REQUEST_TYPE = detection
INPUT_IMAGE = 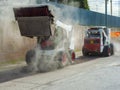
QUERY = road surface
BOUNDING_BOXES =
[0,52,120,90]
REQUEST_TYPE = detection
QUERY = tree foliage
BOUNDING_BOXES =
[50,0,89,10]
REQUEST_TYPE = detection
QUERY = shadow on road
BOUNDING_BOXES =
[0,55,102,83]
[75,55,102,64]
[0,65,37,83]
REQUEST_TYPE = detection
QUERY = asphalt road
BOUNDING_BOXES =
[0,52,120,90]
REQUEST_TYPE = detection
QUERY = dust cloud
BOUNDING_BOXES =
[0,0,37,52]
[27,46,62,72]
[26,21,73,72]
[48,1,80,25]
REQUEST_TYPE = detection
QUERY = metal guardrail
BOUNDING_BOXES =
[49,2,120,28]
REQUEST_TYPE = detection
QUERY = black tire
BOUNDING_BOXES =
[82,48,88,56]
[110,43,114,55]
[25,49,35,65]
[102,45,111,57]
[69,50,75,62]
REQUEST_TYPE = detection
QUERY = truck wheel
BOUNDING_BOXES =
[26,49,35,65]
[110,43,114,55]
[69,50,75,63]
[82,48,88,56]
[102,45,111,57]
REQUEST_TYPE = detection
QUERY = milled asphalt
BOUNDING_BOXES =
[0,51,120,90]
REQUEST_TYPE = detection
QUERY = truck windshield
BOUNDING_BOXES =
[86,30,100,38]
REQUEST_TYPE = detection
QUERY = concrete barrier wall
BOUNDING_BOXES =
[73,25,88,50]
[0,21,37,62]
